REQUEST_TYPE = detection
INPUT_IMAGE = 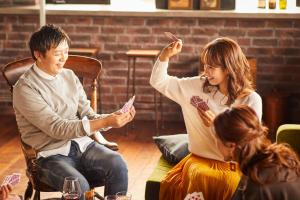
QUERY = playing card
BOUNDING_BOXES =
[190,96,202,107]
[121,95,135,113]
[9,173,21,186]
[164,32,179,41]
[190,96,203,110]
[1,175,12,186]
[184,192,205,200]
[198,100,209,111]
[190,96,209,111]
[1,173,21,187]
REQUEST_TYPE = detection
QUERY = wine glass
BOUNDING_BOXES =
[116,191,132,200]
[62,176,82,200]
[104,195,117,200]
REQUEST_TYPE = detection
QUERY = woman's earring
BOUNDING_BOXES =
[229,161,236,171]
[229,152,236,171]
[229,145,237,171]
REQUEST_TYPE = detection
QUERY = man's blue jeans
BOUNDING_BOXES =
[36,141,128,198]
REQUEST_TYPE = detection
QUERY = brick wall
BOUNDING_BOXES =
[0,14,300,123]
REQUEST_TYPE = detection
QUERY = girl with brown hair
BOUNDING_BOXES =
[150,37,262,200]
[214,105,300,200]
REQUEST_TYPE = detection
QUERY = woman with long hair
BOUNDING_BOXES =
[214,105,300,200]
[150,37,262,200]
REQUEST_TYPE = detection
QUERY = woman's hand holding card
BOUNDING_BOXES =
[190,96,215,127]
[159,32,183,62]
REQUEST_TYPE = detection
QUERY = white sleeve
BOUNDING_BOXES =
[247,92,263,121]
[150,59,188,105]
[82,116,93,136]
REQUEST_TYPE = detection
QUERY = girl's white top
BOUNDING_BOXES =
[150,60,262,161]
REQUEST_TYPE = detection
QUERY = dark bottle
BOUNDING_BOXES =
[269,0,276,9]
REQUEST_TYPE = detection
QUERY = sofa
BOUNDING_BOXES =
[276,124,300,156]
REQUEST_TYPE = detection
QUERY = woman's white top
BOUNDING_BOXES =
[150,60,262,161]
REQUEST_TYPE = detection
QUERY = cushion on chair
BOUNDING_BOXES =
[153,134,190,165]
[276,124,300,156]
[145,156,174,200]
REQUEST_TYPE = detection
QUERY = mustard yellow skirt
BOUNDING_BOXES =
[160,154,242,200]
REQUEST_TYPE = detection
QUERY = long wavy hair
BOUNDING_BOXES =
[213,105,300,185]
[200,37,253,105]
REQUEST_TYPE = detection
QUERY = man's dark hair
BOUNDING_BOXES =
[29,24,71,60]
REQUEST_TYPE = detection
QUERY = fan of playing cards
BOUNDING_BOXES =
[121,95,135,113]
[1,173,21,187]
[190,96,209,111]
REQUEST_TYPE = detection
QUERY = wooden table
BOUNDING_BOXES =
[126,49,163,135]
[69,47,99,57]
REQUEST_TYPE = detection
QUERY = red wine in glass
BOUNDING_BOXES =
[62,177,82,200]
[64,193,80,200]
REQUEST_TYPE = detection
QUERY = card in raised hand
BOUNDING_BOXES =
[121,95,135,113]
[190,96,209,111]
[164,32,179,41]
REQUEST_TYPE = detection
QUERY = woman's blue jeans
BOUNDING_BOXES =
[36,141,128,199]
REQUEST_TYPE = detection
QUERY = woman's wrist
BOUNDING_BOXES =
[159,54,169,62]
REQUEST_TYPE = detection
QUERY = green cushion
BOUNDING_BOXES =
[276,124,300,156]
[145,156,174,200]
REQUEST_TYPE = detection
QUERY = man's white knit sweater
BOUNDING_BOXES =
[150,60,262,161]
[13,65,105,154]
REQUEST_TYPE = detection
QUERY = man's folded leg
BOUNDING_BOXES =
[36,154,91,200]
[81,142,128,196]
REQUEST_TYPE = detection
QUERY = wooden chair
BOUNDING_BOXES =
[2,55,104,200]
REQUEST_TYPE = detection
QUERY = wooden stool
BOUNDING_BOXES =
[69,47,99,57]
[126,49,163,135]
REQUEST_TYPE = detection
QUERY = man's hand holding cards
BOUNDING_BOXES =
[190,96,209,111]
[121,95,135,113]
[1,173,21,187]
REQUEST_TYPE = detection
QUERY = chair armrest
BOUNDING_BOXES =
[19,138,39,172]
[20,140,37,160]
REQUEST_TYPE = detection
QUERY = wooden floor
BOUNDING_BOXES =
[0,116,185,200]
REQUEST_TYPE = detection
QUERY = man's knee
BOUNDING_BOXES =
[109,153,128,173]
[78,177,90,192]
